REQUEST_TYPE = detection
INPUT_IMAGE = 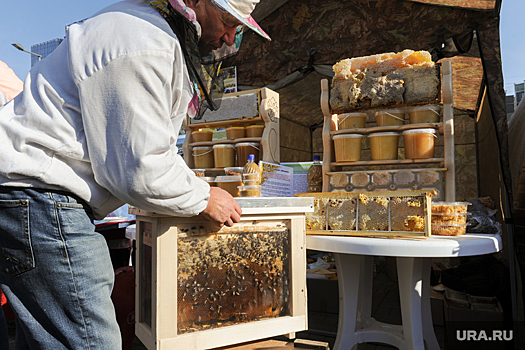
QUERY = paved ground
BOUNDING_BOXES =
[8,257,445,350]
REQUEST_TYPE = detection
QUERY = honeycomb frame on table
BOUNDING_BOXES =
[296,189,435,238]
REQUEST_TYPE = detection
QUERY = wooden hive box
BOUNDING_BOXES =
[130,197,312,349]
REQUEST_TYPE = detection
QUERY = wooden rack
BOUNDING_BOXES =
[182,88,280,170]
[320,60,456,202]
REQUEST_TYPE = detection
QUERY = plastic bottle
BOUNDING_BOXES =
[242,154,261,185]
[307,155,322,193]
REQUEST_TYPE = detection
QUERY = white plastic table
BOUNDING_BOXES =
[306,234,502,350]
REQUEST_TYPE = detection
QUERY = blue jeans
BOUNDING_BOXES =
[0,188,121,350]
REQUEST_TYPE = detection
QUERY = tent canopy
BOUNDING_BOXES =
[232,0,508,200]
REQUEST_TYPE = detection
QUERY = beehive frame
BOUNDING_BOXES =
[296,189,434,238]
[130,205,309,350]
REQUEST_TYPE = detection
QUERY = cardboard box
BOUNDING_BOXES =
[443,291,507,350]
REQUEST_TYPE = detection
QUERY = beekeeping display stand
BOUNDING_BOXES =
[130,197,313,350]
[320,60,456,202]
[183,87,280,169]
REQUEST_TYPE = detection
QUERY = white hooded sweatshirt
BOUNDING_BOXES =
[0,0,210,219]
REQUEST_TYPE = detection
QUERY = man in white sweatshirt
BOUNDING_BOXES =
[0,0,270,348]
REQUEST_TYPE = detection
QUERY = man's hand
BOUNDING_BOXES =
[201,187,242,227]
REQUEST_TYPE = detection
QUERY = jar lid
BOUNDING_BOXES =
[408,105,441,112]
[245,125,265,129]
[224,167,243,172]
[235,142,260,147]
[432,201,471,206]
[193,146,213,150]
[212,144,235,149]
[226,126,245,130]
[200,177,215,182]
[402,128,437,135]
[375,109,405,115]
[215,175,242,182]
[338,112,367,119]
[333,134,363,139]
[192,130,213,133]
[238,185,262,190]
[192,168,206,172]
[368,132,400,137]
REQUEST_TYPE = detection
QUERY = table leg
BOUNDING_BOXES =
[357,256,374,322]
[421,258,440,350]
[333,253,364,350]
[397,257,425,350]
[397,257,440,350]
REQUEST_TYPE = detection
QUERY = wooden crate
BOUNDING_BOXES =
[130,199,311,350]
[296,190,434,238]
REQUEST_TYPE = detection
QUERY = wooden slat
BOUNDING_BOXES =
[330,122,442,136]
[331,158,445,167]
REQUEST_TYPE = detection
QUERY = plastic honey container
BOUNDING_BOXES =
[402,129,436,159]
[201,176,216,187]
[235,142,260,167]
[408,105,441,124]
[192,168,206,177]
[368,132,400,160]
[225,126,246,140]
[245,125,265,137]
[224,167,244,176]
[333,134,363,162]
[213,144,236,168]
[238,185,262,197]
[338,113,367,130]
[193,146,214,168]
[215,175,243,197]
[375,109,406,126]
[192,130,214,142]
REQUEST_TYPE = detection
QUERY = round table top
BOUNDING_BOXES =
[306,233,502,258]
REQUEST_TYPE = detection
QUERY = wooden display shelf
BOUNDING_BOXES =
[330,158,445,167]
[320,60,455,201]
[183,87,280,169]
[331,122,443,136]
[189,117,264,129]
[189,137,262,147]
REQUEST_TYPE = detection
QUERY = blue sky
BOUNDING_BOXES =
[1,0,523,94]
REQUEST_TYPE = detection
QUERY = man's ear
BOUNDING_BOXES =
[185,0,200,9]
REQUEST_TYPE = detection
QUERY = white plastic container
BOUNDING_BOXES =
[192,130,214,142]
[402,128,436,159]
[238,185,262,197]
[215,175,243,197]
[375,109,405,126]
[333,134,363,162]
[213,144,236,168]
[338,113,367,130]
[408,105,441,124]
[368,132,400,160]
[235,142,260,167]
[193,146,214,168]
